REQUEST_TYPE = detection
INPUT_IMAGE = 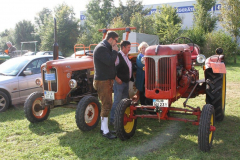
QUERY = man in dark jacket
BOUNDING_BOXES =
[110,40,133,125]
[93,31,119,139]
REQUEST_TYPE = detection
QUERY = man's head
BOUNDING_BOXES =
[6,41,12,48]
[105,31,119,47]
[120,41,131,55]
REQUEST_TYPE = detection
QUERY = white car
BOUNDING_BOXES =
[0,55,64,112]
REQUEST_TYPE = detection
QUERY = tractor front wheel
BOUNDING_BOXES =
[75,96,101,131]
[198,104,215,152]
[206,69,226,121]
[24,92,50,123]
[114,98,137,140]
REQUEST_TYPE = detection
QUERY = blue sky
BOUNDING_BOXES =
[0,0,193,32]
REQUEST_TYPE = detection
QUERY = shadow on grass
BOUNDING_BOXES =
[57,114,239,159]
[28,119,63,136]
[0,105,75,123]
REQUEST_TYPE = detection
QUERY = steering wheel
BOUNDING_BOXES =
[173,37,194,53]
[85,51,93,56]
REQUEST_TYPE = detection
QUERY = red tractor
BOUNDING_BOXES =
[114,37,226,152]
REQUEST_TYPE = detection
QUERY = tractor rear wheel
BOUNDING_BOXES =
[206,69,226,121]
[114,98,137,140]
[75,96,101,131]
[198,104,215,152]
[24,92,50,123]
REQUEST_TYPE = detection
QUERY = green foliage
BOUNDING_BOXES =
[154,5,182,44]
[202,30,237,62]
[77,0,151,47]
[193,0,217,33]
[0,29,15,51]
[34,8,52,30]
[77,0,114,47]
[39,3,79,56]
[220,0,240,63]
[14,20,36,51]
[130,12,156,35]
[181,27,206,48]
[114,0,151,26]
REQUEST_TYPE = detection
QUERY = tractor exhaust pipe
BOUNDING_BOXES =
[53,18,59,60]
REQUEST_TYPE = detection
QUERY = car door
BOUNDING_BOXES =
[18,57,48,103]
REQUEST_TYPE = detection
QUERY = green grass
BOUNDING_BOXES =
[1,59,240,159]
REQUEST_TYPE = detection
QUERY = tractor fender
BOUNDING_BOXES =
[205,55,226,74]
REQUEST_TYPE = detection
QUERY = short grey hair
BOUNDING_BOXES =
[138,42,149,52]
[6,41,12,45]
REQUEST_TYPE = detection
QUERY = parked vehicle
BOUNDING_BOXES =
[114,37,226,152]
[23,51,36,56]
[0,51,10,64]
[0,55,64,112]
[24,26,137,133]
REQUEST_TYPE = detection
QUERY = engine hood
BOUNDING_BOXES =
[145,44,190,56]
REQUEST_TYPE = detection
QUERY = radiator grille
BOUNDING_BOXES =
[42,68,57,92]
[158,58,171,91]
[146,57,171,91]
[146,58,155,90]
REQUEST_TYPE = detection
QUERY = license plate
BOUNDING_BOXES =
[44,91,55,100]
[153,99,168,107]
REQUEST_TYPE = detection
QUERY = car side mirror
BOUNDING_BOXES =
[23,70,33,75]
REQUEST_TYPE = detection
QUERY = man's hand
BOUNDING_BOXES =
[112,44,118,51]
[115,76,122,84]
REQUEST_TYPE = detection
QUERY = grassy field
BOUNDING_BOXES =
[1,59,240,160]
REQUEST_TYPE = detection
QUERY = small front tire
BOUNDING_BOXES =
[198,104,215,152]
[114,98,137,140]
[75,96,101,131]
[24,92,50,123]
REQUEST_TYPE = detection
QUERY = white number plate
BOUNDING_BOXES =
[153,99,168,107]
[44,91,55,100]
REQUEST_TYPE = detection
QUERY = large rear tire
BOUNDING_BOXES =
[0,91,9,112]
[114,98,137,140]
[198,104,215,152]
[24,92,50,123]
[206,69,226,121]
[75,96,101,131]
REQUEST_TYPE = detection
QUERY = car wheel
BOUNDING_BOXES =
[0,91,9,112]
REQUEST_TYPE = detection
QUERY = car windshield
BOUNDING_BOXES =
[0,58,30,76]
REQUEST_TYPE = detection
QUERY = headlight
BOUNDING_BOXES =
[35,78,42,86]
[197,54,206,63]
[141,57,145,64]
[69,79,77,89]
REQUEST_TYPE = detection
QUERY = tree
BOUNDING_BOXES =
[77,0,115,46]
[154,5,182,44]
[130,12,155,35]
[39,3,79,56]
[220,0,240,63]
[14,20,36,51]
[34,8,52,30]
[193,0,217,33]
[114,0,151,26]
